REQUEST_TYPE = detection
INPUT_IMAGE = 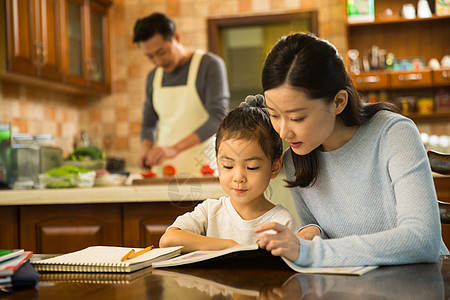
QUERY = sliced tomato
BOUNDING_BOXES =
[162,165,177,176]
[201,164,215,175]
[141,169,157,178]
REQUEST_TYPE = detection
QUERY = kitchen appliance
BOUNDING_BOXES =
[5,144,63,189]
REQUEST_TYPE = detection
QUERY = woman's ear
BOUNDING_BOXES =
[333,90,348,115]
[271,158,282,179]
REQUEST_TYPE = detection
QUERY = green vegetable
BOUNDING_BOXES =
[45,174,78,188]
[46,165,91,176]
[66,146,105,161]
[44,166,94,188]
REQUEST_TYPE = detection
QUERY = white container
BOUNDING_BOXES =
[402,4,416,19]
[417,0,432,18]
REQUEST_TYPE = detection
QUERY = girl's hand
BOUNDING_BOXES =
[296,225,320,240]
[254,222,300,262]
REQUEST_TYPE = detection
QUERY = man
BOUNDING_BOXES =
[133,13,230,175]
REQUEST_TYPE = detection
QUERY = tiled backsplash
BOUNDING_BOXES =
[0,82,82,157]
[1,0,448,171]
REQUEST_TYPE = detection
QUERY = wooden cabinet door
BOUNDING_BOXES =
[351,71,389,91]
[20,204,122,254]
[123,202,201,248]
[390,70,432,89]
[6,0,39,77]
[433,68,450,87]
[88,0,110,92]
[0,206,19,249]
[61,0,89,88]
[6,0,61,80]
[35,0,62,81]
[61,0,111,92]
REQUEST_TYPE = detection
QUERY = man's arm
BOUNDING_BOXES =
[194,53,230,142]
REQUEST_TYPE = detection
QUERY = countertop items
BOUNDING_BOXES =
[0,181,225,206]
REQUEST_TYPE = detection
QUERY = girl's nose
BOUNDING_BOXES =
[233,168,246,183]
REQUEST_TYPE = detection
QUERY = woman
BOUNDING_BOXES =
[255,33,449,267]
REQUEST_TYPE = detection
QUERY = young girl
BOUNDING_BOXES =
[255,33,449,267]
[159,95,298,252]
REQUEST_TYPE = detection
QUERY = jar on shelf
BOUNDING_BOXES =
[12,133,34,145]
[34,134,54,147]
[416,97,434,114]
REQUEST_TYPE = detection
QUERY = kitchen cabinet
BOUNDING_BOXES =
[4,201,198,254]
[346,0,450,123]
[20,204,122,254]
[0,206,19,249]
[0,0,112,94]
[123,202,201,248]
[4,0,62,81]
[60,0,111,93]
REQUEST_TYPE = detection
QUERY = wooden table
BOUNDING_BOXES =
[2,256,449,299]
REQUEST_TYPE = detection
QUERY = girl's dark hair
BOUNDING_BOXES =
[133,13,176,43]
[262,33,398,188]
[215,94,283,163]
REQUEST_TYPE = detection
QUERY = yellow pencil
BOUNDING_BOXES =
[121,249,135,262]
[127,245,154,260]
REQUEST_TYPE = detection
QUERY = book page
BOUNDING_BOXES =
[35,246,183,266]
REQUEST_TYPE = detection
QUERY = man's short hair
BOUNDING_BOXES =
[133,12,176,43]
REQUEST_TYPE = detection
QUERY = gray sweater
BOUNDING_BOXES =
[141,52,230,143]
[284,110,449,267]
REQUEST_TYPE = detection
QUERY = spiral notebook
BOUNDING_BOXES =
[31,246,183,273]
[38,266,152,284]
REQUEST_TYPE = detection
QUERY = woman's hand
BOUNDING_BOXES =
[254,222,301,262]
[296,225,320,240]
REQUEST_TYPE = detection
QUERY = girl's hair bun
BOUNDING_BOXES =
[239,94,265,108]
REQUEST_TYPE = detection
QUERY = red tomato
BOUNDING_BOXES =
[201,164,215,175]
[162,165,177,176]
[141,169,157,178]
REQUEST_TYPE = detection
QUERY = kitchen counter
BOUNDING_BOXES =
[0,178,226,252]
[0,182,226,206]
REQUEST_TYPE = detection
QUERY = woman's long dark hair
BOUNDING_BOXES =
[262,33,398,188]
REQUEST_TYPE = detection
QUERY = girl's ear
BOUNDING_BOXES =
[333,90,348,115]
[271,158,282,179]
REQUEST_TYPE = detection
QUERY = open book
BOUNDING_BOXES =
[31,246,183,273]
[152,244,378,276]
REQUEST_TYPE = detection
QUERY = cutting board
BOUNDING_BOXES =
[132,175,219,185]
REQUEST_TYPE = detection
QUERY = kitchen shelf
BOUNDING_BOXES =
[347,14,450,26]
[346,0,450,123]
[406,111,450,123]
[351,69,450,91]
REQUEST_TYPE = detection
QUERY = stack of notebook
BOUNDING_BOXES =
[0,249,38,292]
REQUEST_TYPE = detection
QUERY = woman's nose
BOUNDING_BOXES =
[278,120,292,141]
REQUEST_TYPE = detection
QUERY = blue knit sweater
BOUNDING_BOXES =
[284,110,449,267]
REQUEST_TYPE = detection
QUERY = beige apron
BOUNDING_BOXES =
[152,50,216,175]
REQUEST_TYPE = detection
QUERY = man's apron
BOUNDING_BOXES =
[152,50,216,176]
